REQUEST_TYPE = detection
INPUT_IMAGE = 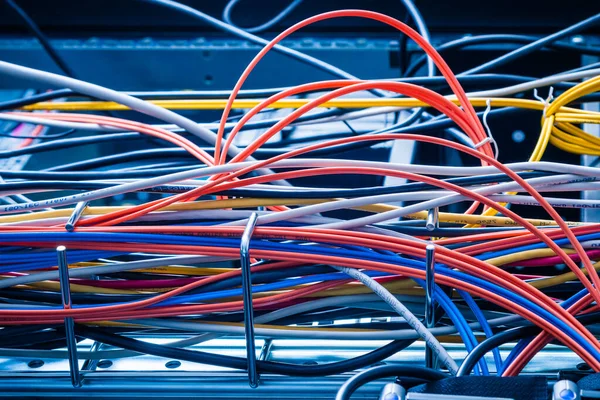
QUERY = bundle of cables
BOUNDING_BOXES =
[2,2,600,390]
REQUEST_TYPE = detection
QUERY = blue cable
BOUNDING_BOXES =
[0,232,598,362]
[501,288,590,374]
[458,289,502,372]
[156,270,388,306]
[477,232,600,261]
[499,337,531,375]
[414,278,486,375]
[441,267,600,360]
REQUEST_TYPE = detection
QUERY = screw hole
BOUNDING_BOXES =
[165,360,181,369]
[97,359,113,369]
[204,75,214,86]
[577,362,592,371]
[27,360,44,368]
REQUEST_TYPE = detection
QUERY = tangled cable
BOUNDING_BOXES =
[0,5,599,383]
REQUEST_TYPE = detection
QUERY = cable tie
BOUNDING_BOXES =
[475,99,500,159]
[473,137,492,149]
[533,86,555,118]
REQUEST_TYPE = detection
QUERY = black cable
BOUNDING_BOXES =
[456,325,539,377]
[0,106,524,168]
[46,150,190,171]
[306,106,524,157]
[0,167,195,180]
[462,13,600,75]
[0,128,75,140]
[335,364,448,400]
[405,34,600,77]
[186,265,335,296]
[76,323,415,377]
[0,289,147,304]
[3,0,75,78]
[456,311,600,376]
[259,308,397,328]
[260,130,367,148]
[0,327,79,349]
[0,72,583,113]
[0,132,145,158]
[222,0,302,33]
[125,74,549,98]
[0,171,549,196]
[0,88,75,110]
[141,0,374,91]
[0,324,54,338]
[377,224,529,237]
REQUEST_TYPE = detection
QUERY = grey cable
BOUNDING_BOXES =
[461,13,600,75]
[223,0,303,33]
[0,255,232,290]
[145,0,362,83]
[400,0,434,77]
[0,293,523,359]
[0,158,598,214]
[0,60,251,161]
[331,265,459,374]
[219,173,584,228]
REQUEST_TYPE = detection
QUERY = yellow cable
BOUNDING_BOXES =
[7,245,591,295]
[404,210,584,227]
[475,76,600,220]
[0,197,586,227]
[56,262,234,277]
[132,266,234,276]
[18,97,597,113]
[531,262,600,290]
[0,198,586,227]
[17,280,141,294]
[557,122,600,147]
[483,248,576,267]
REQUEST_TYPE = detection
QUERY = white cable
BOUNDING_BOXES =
[2,176,600,199]
[295,67,600,124]
[0,60,251,161]
[1,176,600,203]
[573,241,600,249]
[467,68,600,97]
[0,159,598,214]
[219,174,584,227]
[488,194,600,209]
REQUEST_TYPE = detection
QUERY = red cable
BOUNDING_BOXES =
[8,112,215,166]
[0,130,597,345]
[3,226,598,358]
[17,124,44,149]
[502,293,594,376]
[214,9,492,165]
[2,241,598,370]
